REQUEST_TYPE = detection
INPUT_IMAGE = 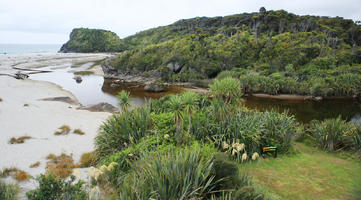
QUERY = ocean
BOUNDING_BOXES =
[0,44,61,54]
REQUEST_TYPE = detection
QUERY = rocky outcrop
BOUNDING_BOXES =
[144,81,165,92]
[79,102,119,113]
[101,57,159,83]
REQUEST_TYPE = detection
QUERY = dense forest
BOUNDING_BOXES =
[61,8,361,97]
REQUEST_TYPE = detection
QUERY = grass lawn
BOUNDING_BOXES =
[244,143,361,200]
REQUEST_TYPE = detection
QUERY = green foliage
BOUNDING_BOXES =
[95,106,152,158]
[117,146,218,199]
[210,77,243,104]
[117,90,131,112]
[26,174,87,200]
[308,117,361,152]
[0,179,19,200]
[103,10,361,97]
[60,28,122,52]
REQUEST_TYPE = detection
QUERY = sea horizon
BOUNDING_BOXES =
[0,43,62,55]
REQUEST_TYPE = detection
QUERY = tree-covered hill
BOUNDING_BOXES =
[60,28,123,53]
[106,8,361,97]
[62,8,361,97]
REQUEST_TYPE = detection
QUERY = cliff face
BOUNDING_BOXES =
[60,28,123,53]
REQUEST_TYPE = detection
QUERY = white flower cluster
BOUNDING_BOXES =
[222,140,260,162]
[88,162,118,200]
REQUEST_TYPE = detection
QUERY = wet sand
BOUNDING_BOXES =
[0,53,112,197]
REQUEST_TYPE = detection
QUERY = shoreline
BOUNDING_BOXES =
[0,53,112,198]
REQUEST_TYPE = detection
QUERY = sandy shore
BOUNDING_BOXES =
[0,53,113,198]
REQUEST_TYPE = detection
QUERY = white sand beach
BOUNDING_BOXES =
[0,53,113,197]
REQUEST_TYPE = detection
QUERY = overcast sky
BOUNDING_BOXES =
[0,0,360,44]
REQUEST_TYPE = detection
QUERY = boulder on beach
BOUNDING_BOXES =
[73,76,82,83]
[79,102,119,113]
[144,81,165,92]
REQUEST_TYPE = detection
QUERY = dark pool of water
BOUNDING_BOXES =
[30,64,361,123]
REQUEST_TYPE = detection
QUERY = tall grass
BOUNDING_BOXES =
[95,106,152,158]
[0,179,19,200]
[118,149,216,199]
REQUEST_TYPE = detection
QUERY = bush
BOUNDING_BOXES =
[95,106,152,158]
[308,117,360,152]
[118,145,217,199]
[26,174,87,200]
[0,179,19,200]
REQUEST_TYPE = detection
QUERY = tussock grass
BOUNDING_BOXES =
[73,129,85,135]
[23,103,29,107]
[0,97,2,102]
[29,161,40,168]
[13,170,30,182]
[9,136,32,144]
[0,167,30,182]
[46,153,75,178]
[0,167,19,178]
[54,125,71,135]
[79,152,96,167]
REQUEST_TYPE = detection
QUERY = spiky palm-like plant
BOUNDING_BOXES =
[168,95,184,142]
[181,91,200,135]
[210,77,242,105]
[117,90,131,112]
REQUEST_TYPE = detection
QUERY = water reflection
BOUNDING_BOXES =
[29,64,361,123]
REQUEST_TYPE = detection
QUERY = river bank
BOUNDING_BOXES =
[0,53,112,198]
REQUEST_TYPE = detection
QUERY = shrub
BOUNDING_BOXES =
[95,106,152,158]
[0,179,19,200]
[210,77,242,104]
[308,117,360,152]
[26,174,87,200]
[118,147,217,199]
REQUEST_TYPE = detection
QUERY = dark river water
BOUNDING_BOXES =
[30,65,361,123]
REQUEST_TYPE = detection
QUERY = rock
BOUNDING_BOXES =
[110,83,119,88]
[14,71,29,80]
[314,96,323,101]
[144,81,165,92]
[73,76,82,83]
[167,62,183,73]
[79,102,119,113]
[40,96,78,105]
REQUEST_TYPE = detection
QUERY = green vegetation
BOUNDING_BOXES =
[116,90,131,112]
[60,28,122,53]
[307,117,361,152]
[26,174,87,200]
[105,9,361,97]
[26,76,360,199]
[0,179,19,200]
[246,143,361,200]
